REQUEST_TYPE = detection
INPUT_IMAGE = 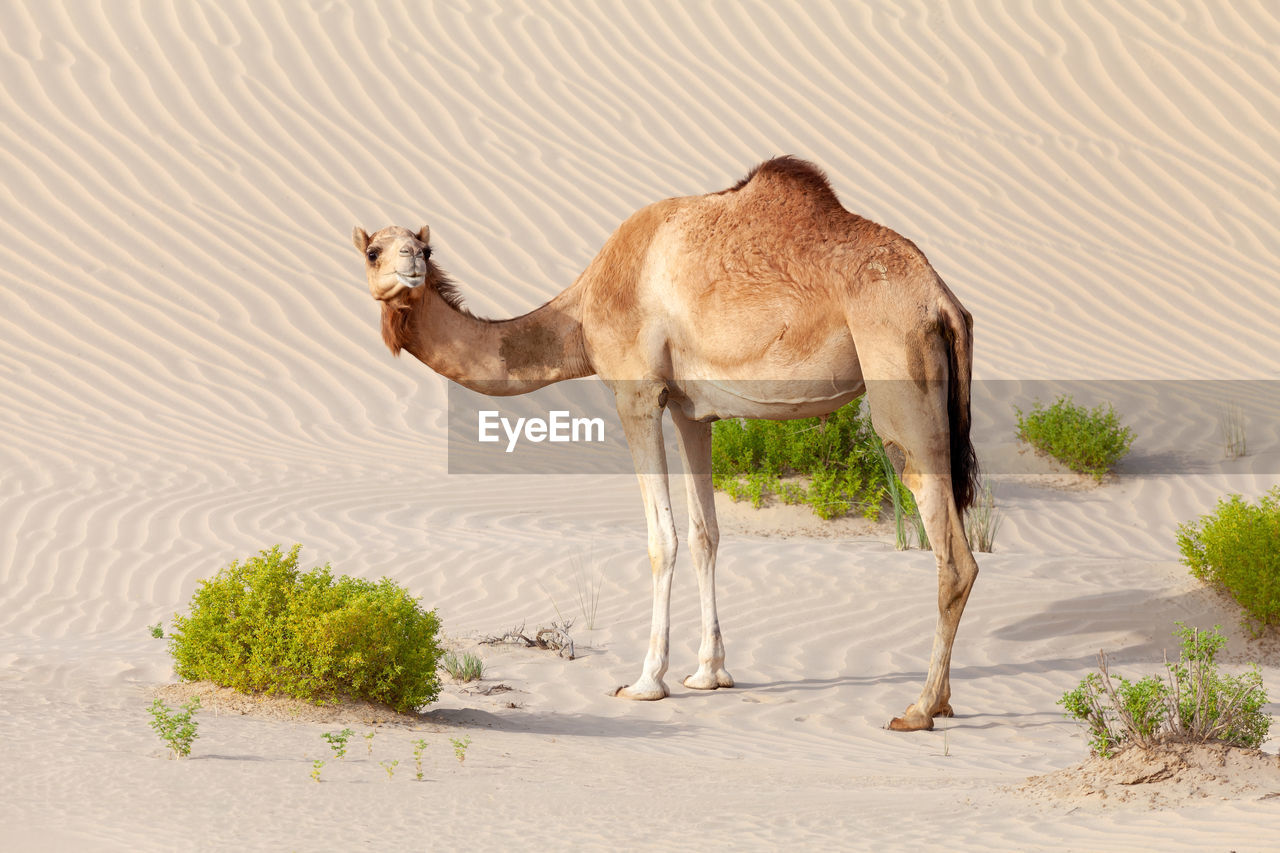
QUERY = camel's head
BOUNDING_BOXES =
[352,225,432,303]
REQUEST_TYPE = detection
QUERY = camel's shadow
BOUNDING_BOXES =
[421,706,685,739]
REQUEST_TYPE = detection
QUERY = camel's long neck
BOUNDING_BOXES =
[389,281,594,396]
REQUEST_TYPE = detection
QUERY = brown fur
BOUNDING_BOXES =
[380,289,418,357]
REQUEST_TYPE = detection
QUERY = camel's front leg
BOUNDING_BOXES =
[613,384,677,701]
[671,409,733,690]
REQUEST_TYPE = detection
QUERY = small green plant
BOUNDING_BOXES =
[148,622,164,639]
[364,731,376,755]
[1014,396,1134,481]
[167,545,443,713]
[380,758,399,779]
[322,728,354,760]
[310,759,325,782]
[1220,402,1247,459]
[1059,624,1270,758]
[148,697,201,759]
[1177,487,1280,632]
[449,735,472,765]
[964,480,1001,553]
[412,738,429,780]
[442,651,485,683]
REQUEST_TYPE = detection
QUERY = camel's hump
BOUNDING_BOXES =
[723,155,838,203]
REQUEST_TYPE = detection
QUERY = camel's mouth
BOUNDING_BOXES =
[375,273,426,302]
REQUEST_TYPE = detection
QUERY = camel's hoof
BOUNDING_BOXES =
[682,669,735,690]
[887,704,934,732]
[933,702,955,718]
[612,682,669,701]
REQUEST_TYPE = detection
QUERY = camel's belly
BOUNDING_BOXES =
[665,328,863,420]
[669,376,865,421]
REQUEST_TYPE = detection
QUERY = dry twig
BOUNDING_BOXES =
[479,620,576,659]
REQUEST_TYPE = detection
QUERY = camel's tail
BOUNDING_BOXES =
[941,300,979,513]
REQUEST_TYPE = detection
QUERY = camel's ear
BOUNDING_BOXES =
[417,226,430,245]
[352,227,370,253]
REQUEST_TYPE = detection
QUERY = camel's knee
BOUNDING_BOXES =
[648,518,678,573]
[936,554,978,612]
[688,514,719,556]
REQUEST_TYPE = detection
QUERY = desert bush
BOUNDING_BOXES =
[167,545,442,713]
[712,400,916,525]
[148,697,201,759]
[1059,624,1270,758]
[442,650,485,682]
[1014,396,1133,481]
[1177,488,1280,632]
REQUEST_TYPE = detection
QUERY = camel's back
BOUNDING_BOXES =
[579,157,940,391]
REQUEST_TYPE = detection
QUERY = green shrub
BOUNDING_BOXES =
[1059,624,1270,758]
[168,545,442,713]
[1178,488,1280,632]
[1014,395,1133,481]
[148,697,201,759]
[712,400,915,525]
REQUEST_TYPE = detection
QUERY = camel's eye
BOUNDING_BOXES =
[366,249,380,262]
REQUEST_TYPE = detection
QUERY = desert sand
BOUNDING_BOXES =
[3,1,1280,850]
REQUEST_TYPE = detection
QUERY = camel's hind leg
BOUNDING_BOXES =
[671,408,734,690]
[862,372,979,732]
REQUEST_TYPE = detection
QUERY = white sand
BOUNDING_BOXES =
[3,1,1280,849]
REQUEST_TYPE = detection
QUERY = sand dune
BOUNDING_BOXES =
[3,1,1280,850]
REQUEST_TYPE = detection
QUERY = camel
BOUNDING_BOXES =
[352,156,979,731]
